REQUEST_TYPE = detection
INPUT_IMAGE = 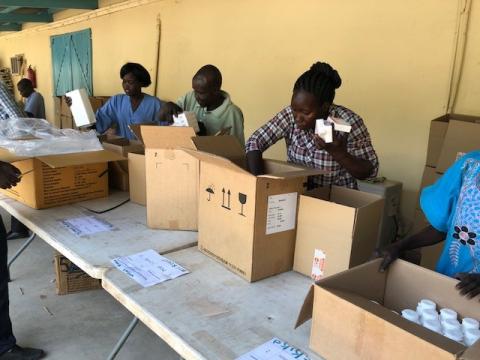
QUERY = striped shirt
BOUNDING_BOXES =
[245,104,379,188]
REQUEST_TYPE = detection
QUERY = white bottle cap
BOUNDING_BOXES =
[442,318,462,333]
[402,309,420,324]
[423,319,442,334]
[421,309,439,323]
[462,318,480,332]
[440,308,458,322]
[464,328,480,347]
[444,328,464,343]
[417,299,436,313]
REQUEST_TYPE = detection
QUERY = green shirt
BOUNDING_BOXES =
[177,90,245,145]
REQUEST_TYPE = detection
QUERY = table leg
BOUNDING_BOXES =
[7,232,36,270]
[107,316,139,360]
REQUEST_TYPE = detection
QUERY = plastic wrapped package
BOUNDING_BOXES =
[0,117,102,156]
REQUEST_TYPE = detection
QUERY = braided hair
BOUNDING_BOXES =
[293,62,342,105]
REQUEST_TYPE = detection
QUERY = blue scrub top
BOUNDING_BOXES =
[420,150,480,277]
[96,93,162,139]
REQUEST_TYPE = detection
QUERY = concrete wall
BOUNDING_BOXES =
[0,0,477,227]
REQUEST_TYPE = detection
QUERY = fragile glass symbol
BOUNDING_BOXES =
[239,193,247,216]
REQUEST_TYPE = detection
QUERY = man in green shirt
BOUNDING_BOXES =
[160,65,245,145]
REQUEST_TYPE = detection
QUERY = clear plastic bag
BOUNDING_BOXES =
[0,117,103,156]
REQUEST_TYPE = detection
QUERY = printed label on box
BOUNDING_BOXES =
[236,337,310,360]
[266,192,298,235]
[311,249,326,281]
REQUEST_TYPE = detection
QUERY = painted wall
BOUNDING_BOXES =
[0,0,477,229]
[454,0,480,116]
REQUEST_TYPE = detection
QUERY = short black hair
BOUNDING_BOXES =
[293,61,342,105]
[194,64,222,89]
[17,78,33,89]
[120,62,151,87]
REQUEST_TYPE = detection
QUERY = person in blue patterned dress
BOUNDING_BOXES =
[379,150,480,299]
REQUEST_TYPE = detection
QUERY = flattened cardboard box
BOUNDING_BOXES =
[54,253,101,295]
[296,259,480,360]
[138,125,246,231]
[186,148,326,282]
[293,186,383,279]
[0,149,124,209]
[416,165,442,210]
[101,137,144,191]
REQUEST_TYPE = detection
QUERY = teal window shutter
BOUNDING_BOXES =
[51,29,92,96]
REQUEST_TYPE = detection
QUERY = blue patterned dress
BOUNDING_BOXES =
[420,151,480,277]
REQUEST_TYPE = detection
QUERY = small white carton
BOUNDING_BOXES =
[66,88,96,127]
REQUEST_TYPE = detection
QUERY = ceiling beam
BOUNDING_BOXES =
[0,12,53,23]
[0,1,98,10]
[0,23,21,31]
[0,6,20,14]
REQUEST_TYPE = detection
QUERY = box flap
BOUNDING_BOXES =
[0,148,30,163]
[140,125,196,149]
[182,148,252,176]
[37,150,125,168]
[331,185,383,208]
[295,285,315,328]
[259,168,327,180]
[191,135,245,159]
[129,124,144,143]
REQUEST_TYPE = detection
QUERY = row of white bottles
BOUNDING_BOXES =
[401,299,480,347]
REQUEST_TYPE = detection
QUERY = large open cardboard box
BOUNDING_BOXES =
[101,137,144,191]
[296,259,480,360]
[293,186,383,279]
[138,125,245,230]
[427,114,480,173]
[185,149,326,282]
[0,149,123,209]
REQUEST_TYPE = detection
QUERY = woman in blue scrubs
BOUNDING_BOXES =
[67,62,162,139]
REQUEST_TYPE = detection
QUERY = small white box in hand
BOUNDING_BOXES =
[315,119,333,143]
[66,88,96,127]
[329,116,352,133]
[172,111,200,133]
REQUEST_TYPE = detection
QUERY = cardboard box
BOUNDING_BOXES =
[413,209,445,271]
[101,137,144,191]
[426,118,449,167]
[296,259,480,360]
[293,186,383,279]
[138,125,246,231]
[0,149,123,209]
[187,149,326,282]
[54,253,101,295]
[426,114,480,172]
[128,152,146,205]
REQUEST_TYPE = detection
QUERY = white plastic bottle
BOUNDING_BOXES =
[440,308,458,322]
[442,318,462,334]
[462,318,480,332]
[416,299,436,315]
[421,309,440,324]
[464,328,480,347]
[402,309,420,324]
[444,328,464,344]
[423,319,442,334]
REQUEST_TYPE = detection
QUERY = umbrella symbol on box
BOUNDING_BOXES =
[206,187,214,201]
